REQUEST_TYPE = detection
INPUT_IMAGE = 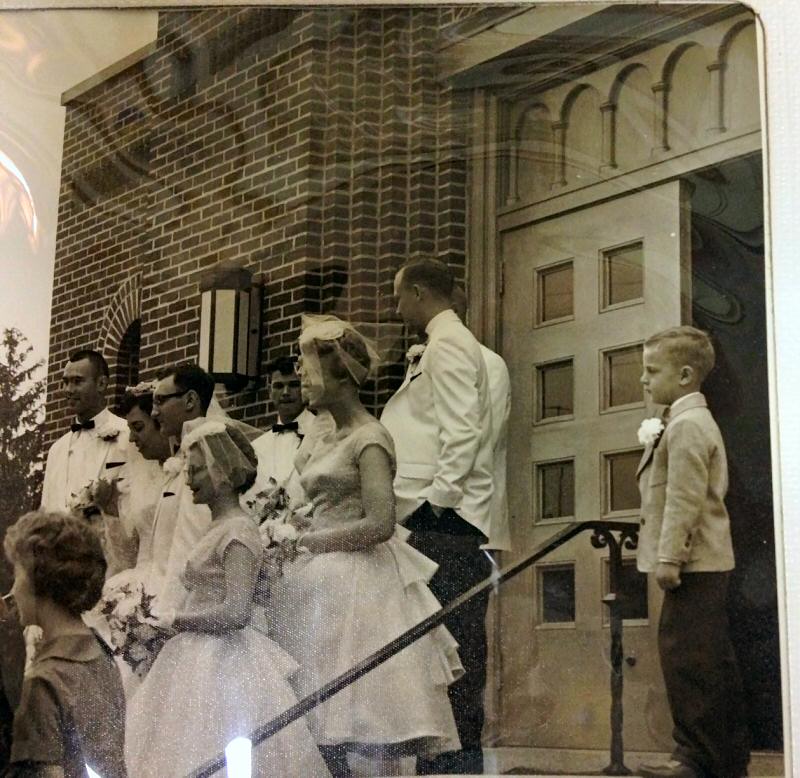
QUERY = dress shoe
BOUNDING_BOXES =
[639,759,700,778]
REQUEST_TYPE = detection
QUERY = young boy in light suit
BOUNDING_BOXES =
[636,326,749,778]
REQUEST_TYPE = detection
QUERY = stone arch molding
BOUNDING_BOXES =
[101,273,143,375]
[501,12,757,207]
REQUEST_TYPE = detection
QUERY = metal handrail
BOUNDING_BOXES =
[186,519,640,778]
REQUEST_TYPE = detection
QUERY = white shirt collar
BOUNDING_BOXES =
[670,392,702,414]
[278,407,315,430]
[425,308,459,339]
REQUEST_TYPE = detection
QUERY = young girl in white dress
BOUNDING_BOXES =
[125,420,330,778]
[272,315,463,777]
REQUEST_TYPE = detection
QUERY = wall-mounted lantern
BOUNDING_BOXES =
[199,260,262,392]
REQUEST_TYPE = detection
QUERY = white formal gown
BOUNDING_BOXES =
[125,513,330,778]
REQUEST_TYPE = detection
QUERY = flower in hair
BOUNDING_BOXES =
[126,380,158,397]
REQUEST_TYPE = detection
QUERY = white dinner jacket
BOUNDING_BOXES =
[40,407,128,513]
[380,309,494,537]
[481,345,512,551]
[250,408,316,505]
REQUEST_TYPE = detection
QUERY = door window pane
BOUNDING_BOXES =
[605,450,643,513]
[536,459,574,520]
[537,261,573,323]
[603,241,643,308]
[539,564,576,624]
[604,558,648,621]
[603,344,643,409]
[537,359,574,420]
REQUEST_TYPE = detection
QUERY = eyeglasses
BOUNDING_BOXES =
[152,389,189,408]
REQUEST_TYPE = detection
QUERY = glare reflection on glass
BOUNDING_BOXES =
[225,736,252,778]
[0,147,39,248]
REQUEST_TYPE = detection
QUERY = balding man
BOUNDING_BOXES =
[381,258,494,775]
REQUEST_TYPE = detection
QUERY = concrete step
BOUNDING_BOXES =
[360,749,784,777]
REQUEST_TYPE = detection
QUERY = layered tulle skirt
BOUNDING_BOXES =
[125,625,330,777]
[270,526,463,756]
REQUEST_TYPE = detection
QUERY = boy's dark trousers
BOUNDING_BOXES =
[659,571,750,778]
[407,501,493,775]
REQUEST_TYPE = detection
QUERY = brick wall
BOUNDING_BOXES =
[46,6,481,446]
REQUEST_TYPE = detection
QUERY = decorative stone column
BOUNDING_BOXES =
[551,119,568,187]
[707,60,726,134]
[600,101,617,173]
[651,80,669,154]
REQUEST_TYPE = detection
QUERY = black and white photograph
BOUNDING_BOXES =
[0,1,796,776]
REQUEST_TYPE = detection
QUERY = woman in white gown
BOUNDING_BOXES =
[85,384,170,696]
[125,420,329,778]
[272,316,463,777]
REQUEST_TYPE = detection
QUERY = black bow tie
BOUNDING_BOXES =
[272,421,300,435]
[70,420,95,433]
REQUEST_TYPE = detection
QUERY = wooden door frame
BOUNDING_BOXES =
[467,96,761,743]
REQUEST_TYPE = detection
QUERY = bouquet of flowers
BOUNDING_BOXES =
[68,477,120,521]
[67,480,102,520]
[98,582,174,678]
[246,480,312,605]
[243,477,292,523]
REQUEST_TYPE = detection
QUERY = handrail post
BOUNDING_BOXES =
[591,524,639,776]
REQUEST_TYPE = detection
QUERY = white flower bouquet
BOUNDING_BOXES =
[68,478,116,520]
[248,481,311,606]
[98,583,174,678]
[243,477,292,524]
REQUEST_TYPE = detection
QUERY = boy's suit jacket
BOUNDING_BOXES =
[380,309,494,538]
[636,393,735,573]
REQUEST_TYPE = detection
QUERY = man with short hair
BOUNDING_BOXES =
[250,355,315,502]
[381,258,494,775]
[41,349,128,513]
[148,363,215,611]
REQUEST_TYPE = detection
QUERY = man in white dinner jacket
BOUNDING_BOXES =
[380,258,494,775]
[452,286,512,554]
[41,349,128,514]
[250,355,315,504]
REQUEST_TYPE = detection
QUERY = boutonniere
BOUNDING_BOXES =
[97,425,121,442]
[162,456,183,478]
[405,344,426,366]
[637,417,665,447]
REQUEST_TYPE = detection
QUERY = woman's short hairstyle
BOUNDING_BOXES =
[4,512,106,617]
[117,389,154,417]
[644,325,716,382]
[315,330,371,385]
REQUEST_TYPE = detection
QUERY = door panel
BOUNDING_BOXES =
[499,181,689,750]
